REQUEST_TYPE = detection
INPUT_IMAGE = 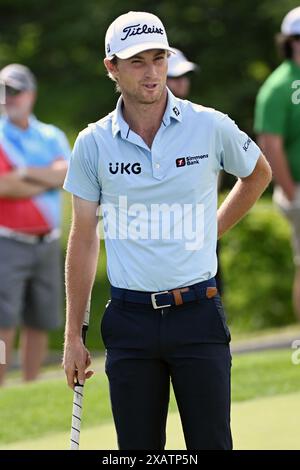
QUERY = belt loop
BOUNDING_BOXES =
[111,285,126,308]
[172,287,189,306]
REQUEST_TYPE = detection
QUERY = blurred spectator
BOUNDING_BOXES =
[254,7,300,321]
[167,50,223,294]
[0,64,70,384]
[167,48,198,98]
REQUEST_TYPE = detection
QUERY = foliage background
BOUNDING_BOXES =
[1,0,299,137]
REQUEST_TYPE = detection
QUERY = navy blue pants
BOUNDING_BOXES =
[100,290,232,450]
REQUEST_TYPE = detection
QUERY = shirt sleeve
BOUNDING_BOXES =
[63,129,101,202]
[254,84,288,136]
[214,112,261,177]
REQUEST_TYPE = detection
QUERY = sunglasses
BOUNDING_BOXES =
[5,86,23,97]
[291,34,300,41]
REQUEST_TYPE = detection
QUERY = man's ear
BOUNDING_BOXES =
[104,58,118,79]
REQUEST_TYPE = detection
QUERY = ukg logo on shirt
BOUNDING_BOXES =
[109,162,142,174]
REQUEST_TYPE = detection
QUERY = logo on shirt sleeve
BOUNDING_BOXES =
[243,137,252,152]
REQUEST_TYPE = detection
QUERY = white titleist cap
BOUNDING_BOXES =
[281,7,300,35]
[167,48,198,78]
[105,11,175,60]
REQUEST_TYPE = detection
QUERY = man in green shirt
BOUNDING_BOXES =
[254,7,300,320]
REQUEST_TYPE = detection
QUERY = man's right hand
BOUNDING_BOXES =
[63,337,94,389]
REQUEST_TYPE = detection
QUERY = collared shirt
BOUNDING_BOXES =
[0,115,71,233]
[64,88,261,291]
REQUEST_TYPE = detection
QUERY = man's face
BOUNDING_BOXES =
[105,49,168,105]
[167,75,191,99]
[291,35,300,56]
[3,88,35,121]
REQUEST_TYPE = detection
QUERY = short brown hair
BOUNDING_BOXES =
[107,56,121,93]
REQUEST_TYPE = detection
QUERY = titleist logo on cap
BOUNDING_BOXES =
[121,23,164,41]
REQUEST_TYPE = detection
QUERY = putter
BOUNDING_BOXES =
[70,297,91,450]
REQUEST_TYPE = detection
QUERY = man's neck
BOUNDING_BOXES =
[292,53,300,67]
[8,115,30,130]
[122,88,168,148]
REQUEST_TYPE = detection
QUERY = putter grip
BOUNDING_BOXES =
[70,384,84,450]
[70,298,91,450]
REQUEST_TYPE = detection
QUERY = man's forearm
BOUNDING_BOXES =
[65,230,99,340]
[257,134,295,201]
[217,155,272,239]
[25,160,68,189]
[0,173,46,198]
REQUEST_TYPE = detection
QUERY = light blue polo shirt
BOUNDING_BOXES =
[64,88,261,291]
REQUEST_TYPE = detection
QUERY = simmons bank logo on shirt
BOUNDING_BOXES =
[176,155,209,168]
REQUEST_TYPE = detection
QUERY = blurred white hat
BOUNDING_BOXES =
[167,48,198,78]
[0,64,36,90]
[281,7,300,35]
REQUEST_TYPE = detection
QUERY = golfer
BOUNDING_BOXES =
[63,11,272,450]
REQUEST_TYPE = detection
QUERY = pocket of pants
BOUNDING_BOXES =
[100,299,111,342]
[211,294,231,344]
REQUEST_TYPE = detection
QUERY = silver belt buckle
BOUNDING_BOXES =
[151,291,171,309]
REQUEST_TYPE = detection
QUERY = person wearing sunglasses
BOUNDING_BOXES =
[254,7,300,322]
[0,64,71,385]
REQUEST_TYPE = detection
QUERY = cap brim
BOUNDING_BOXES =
[108,42,176,60]
[281,27,300,35]
[2,78,26,90]
[167,62,198,78]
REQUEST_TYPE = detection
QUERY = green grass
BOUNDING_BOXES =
[232,348,300,401]
[3,392,300,450]
[0,348,299,445]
